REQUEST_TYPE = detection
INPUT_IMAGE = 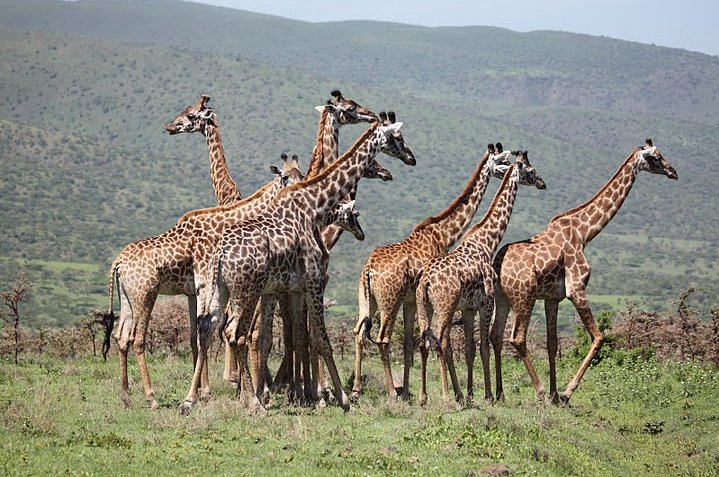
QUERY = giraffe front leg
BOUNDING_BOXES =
[351,313,370,399]
[179,311,217,415]
[222,312,240,383]
[561,290,602,405]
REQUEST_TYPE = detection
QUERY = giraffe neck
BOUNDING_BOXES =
[461,163,520,256]
[551,150,640,244]
[412,153,493,249]
[176,174,282,225]
[306,109,340,180]
[205,122,241,206]
[277,125,380,226]
[320,224,344,250]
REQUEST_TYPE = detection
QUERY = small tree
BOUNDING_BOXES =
[0,273,33,364]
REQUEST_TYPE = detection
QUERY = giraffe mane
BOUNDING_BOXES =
[463,162,516,236]
[280,122,379,195]
[412,151,491,232]
[306,107,331,179]
[548,148,640,224]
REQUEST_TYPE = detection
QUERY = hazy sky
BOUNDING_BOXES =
[185,0,719,56]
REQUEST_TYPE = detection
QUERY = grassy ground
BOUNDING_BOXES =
[1,350,718,476]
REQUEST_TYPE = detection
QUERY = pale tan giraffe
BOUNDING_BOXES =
[104,155,304,409]
[491,139,677,404]
[416,152,546,405]
[352,144,518,399]
[164,94,242,206]
[180,120,416,414]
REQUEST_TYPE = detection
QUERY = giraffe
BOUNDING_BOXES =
[491,139,677,404]
[179,119,416,414]
[104,154,304,409]
[164,94,242,206]
[230,90,382,389]
[163,93,246,380]
[351,143,518,399]
[415,152,546,405]
[286,111,408,401]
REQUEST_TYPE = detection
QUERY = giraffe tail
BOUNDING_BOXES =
[415,270,440,351]
[101,260,121,361]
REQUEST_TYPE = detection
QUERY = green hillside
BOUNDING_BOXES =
[0,0,717,328]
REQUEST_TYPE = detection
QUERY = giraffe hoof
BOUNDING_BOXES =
[178,400,193,416]
[149,399,160,410]
[419,394,427,407]
[559,392,571,407]
[120,391,132,408]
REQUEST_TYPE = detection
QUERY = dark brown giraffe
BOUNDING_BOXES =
[416,152,545,405]
[180,119,416,414]
[491,139,677,404]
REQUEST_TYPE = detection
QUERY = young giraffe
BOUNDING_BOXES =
[180,120,416,414]
[352,143,515,399]
[416,152,546,405]
[491,139,678,404]
[104,155,304,409]
[164,94,242,206]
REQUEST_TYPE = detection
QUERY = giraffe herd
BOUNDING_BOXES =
[103,91,678,414]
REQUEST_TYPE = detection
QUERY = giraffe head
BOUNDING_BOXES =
[512,150,547,189]
[270,153,305,188]
[362,158,394,181]
[376,111,416,166]
[328,89,378,124]
[334,200,365,241]
[164,94,216,135]
[636,138,678,180]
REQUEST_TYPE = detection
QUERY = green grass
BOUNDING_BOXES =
[1,352,718,476]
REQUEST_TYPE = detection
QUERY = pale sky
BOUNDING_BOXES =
[185,0,719,56]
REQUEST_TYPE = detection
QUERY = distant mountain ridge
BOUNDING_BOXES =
[2,0,717,126]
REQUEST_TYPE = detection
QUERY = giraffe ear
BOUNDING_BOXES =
[197,94,211,109]
[270,165,282,175]
[314,105,327,112]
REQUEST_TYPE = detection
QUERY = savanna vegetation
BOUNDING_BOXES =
[1,288,718,476]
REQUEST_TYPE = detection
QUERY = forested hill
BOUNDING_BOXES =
[2,0,718,127]
[0,0,717,326]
